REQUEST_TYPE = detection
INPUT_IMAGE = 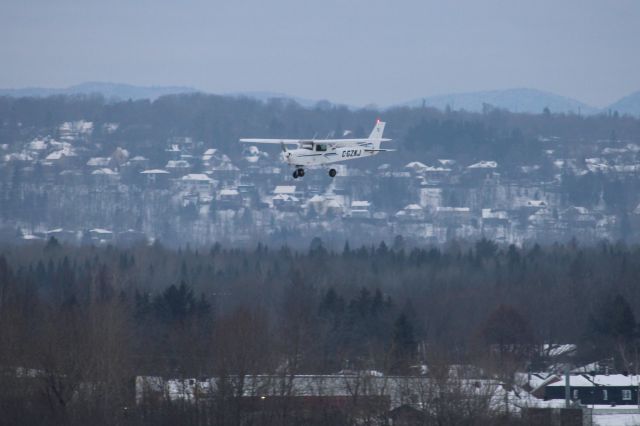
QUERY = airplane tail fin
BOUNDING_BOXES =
[368,120,386,150]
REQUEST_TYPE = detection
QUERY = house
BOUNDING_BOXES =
[202,148,220,168]
[127,156,149,169]
[88,228,114,245]
[273,194,300,211]
[396,204,424,221]
[433,207,472,223]
[58,120,93,142]
[349,200,372,219]
[117,229,147,247]
[140,169,171,188]
[44,228,78,244]
[274,185,297,197]
[405,161,429,173]
[210,161,240,183]
[180,174,214,193]
[216,188,242,210]
[544,374,640,405]
[242,145,268,164]
[165,144,181,160]
[43,145,78,168]
[165,160,191,176]
[91,168,119,186]
[86,157,111,169]
[465,161,499,181]
[324,198,344,216]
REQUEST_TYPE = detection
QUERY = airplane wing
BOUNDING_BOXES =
[321,138,392,146]
[239,138,302,145]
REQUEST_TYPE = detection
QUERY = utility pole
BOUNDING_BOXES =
[565,365,571,408]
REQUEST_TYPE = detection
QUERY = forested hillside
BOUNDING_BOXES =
[1,94,639,166]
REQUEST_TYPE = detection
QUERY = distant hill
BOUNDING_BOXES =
[606,91,640,117]
[0,82,199,100]
[225,91,352,109]
[397,88,598,115]
[0,83,347,108]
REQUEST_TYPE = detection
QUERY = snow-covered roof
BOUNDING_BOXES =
[87,157,110,167]
[45,147,76,160]
[585,157,609,172]
[91,168,117,175]
[90,228,113,234]
[326,199,343,209]
[405,161,428,170]
[181,173,212,182]
[351,200,371,208]
[543,344,577,357]
[404,204,423,211]
[28,139,48,151]
[436,207,471,213]
[219,189,239,196]
[60,120,93,134]
[273,194,299,202]
[22,234,43,240]
[166,160,190,168]
[482,209,508,219]
[141,169,170,174]
[274,185,296,195]
[5,152,34,162]
[468,160,497,169]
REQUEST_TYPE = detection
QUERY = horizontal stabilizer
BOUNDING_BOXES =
[364,148,396,153]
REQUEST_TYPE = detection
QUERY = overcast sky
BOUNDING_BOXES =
[1,0,638,107]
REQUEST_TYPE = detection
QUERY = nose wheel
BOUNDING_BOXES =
[328,168,337,178]
[293,168,305,179]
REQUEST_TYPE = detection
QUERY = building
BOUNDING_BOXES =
[544,375,640,405]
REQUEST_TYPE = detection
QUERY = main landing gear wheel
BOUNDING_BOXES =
[293,168,305,179]
[329,168,337,178]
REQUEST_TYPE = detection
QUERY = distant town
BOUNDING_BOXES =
[2,106,640,248]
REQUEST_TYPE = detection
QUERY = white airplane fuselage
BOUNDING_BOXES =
[284,141,377,168]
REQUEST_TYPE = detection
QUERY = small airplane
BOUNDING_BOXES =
[240,120,393,178]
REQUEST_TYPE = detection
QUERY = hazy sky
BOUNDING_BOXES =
[1,0,639,107]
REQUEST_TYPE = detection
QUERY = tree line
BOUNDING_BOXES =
[1,238,640,424]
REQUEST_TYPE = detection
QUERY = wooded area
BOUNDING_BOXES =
[1,239,639,424]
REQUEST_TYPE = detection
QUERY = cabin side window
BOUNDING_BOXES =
[622,389,632,400]
[316,144,327,152]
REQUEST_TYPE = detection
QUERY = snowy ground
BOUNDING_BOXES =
[594,413,640,426]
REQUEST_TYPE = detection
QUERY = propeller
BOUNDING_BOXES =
[280,142,292,160]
